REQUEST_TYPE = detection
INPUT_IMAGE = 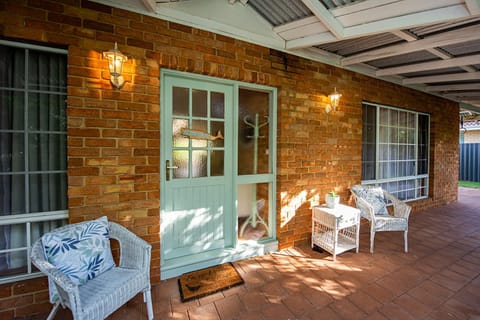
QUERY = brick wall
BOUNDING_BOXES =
[0,0,459,317]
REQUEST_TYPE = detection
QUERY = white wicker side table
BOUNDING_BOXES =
[311,204,360,261]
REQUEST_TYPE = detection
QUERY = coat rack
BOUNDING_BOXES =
[240,113,270,238]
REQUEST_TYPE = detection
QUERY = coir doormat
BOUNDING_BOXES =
[178,263,244,302]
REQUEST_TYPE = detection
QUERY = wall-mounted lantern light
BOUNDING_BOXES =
[325,87,342,113]
[103,42,127,88]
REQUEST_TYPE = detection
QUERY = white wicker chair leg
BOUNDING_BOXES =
[370,231,375,253]
[144,289,154,320]
[46,301,60,320]
[404,231,408,253]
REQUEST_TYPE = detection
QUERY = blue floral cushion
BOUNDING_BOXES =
[351,185,388,215]
[42,216,115,285]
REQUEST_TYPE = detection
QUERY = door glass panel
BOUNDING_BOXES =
[192,150,207,178]
[173,119,189,147]
[191,120,208,148]
[238,183,270,241]
[173,87,189,116]
[171,85,226,180]
[192,89,207,117]
[173,150,189,178]
[238,89,270,175]
[211,121,224,148]
[211,150,224,176]
[211,91,224,118]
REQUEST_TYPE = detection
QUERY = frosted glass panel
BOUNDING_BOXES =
[192,150,207,178]
[173,150,189,178]
[173,87,189,116]
[211,91,224,118]
[211,150,224,176]
[192,89,207,117]
[173,119,189,147]
[211,121,224,148]
[191,120,208,148]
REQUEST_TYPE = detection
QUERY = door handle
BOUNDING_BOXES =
[166,160,178,181]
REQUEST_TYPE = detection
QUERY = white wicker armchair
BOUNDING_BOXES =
[31,220,154,320]
[351,185,411,253]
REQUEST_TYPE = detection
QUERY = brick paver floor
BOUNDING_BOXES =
[63,187,480,319]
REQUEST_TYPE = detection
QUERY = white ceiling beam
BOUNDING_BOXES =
[335,0,463,28]
[376,54,480,76]
[274,17,329,41]
[343,5,469,38]
[342,24,480,65]
[140,0,156,12]
[465,0,480,14]
[286,31,337,49]
[426,83,480,92]
[403,72,480,84]
[300,0,344,38]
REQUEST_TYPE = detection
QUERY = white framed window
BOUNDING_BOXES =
[0,40,68,283]
[361,101,429,201]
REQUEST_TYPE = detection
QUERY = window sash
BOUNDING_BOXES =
[0,40,68,283]
[361,102,430,201]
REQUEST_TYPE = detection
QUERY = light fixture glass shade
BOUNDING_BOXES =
[103,42,127,88]
[328,87,342,111]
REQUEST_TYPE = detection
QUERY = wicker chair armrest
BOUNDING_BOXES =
[31,240,81,309]
[383,191,411,220]
[353,194,376,222]
[109,222,152,271]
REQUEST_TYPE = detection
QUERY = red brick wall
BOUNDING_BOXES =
[0,0,459,317]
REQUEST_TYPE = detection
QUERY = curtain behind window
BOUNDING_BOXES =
[0,44,67,275]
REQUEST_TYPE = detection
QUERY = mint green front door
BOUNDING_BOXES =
[161,71,234,277]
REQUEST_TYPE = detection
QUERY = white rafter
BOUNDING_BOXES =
[403,72,480,85]
[376,54,480,76]
[300,0,344,38]
[426,83,480,92]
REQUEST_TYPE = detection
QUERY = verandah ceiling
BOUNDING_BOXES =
[92,0,480,114]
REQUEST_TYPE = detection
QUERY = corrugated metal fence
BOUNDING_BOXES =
[459,143,480,182]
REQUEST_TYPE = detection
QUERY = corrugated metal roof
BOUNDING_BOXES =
[401,67,469,79]
[247,0,312,27]
[441,40,480,57]
[408,16,480,38]
[367,50,439,69]
[316,32,403,56]
[320,0,364,10]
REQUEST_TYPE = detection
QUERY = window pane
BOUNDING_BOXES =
[361,103,429,201]
[192,150,207,178]
[238,89,270,175]
[172,118,189,148]
[173,150,189,178]
[191,120,208,148]
[210,121,224,148]
[28,50,67,92]
[29,173,68,213]
[0,91,24,130]
[211,91,224,119]
[0,133,25,172]
[29,134,67,171]
[0,174,25,215]
[172,87,189,116]
[211,150,224,176]
[28,93,67,131]
[192,89,207,117]
[0,45,25,88]
[238,183,270,241]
